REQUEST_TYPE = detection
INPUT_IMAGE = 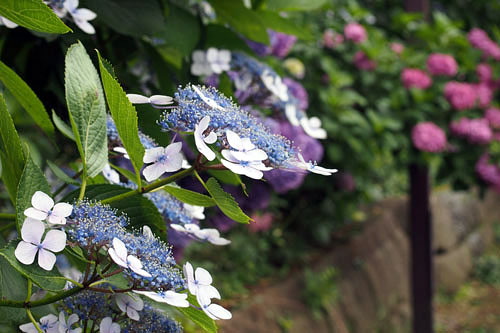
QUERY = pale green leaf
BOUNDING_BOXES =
[52,110,75,141]
[64,42,108,178]
[46,160,80,186]
[266,0,327,11]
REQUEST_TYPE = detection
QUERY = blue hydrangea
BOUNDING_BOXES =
[67,200,184,290]
[60,290,112,321]
[159,84,297,167]
[123,303,183,333]
[145,190,193,225]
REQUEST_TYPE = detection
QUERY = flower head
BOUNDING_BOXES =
[426,53,458,76]
[64,0,97,34]
[401,68,432,89]
[108,238,152,277]
[477,63,493,83]
[444,82,477,110]
[391,42,404,54]
[115,294,144,321]
[344,22,367,43]
[485,107,500,128]
[24,191,73,225]
[142,142,184,182]
[127,93,174,109]
[20,314,58,333]
[353,51,376,71]
[206,48,231,74]
[411,122,447,152]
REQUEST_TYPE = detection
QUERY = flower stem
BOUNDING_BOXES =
[25,280,32,303]
[78,175,87,201]
[26,308,43,333]
[100,167,194,205]
[0,213,15,222]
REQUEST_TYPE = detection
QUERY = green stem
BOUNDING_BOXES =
[101,167,194,205]
[0,286,83,308]
[26,308,43,333]
[0,213,15,221]
[78,176,87,201]
[26,280,32,303]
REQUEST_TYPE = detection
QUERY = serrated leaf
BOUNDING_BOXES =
[0,94,25,204]
[97,52,144,187]
[209,0,269,44]
[46,160,80,186]
[205,178,251,224]
[52,110,75,141]
[16,153,50,233]
[0,0,71,34]
[266,0,327,11]
[0,60,55,140]
[63,184,168,241]
[65,42,108,178]
[163,185,215,207]
[0,241,66,292]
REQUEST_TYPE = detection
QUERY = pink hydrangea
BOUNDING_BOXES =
[248,213,274,233]
[411,122,447,152]
[323,29,344,48]
[476,154,500,186]
[468,28,500,60]
[450,117,492,144]
[477,63,493,82]
[353,51,376,71]
[401,68,432,89]
[485,107,500,128]
[391,42,404,54]
[426,53,458,76]
[344,22,367,44]
[444,81,477,110]
[475,83,493,108]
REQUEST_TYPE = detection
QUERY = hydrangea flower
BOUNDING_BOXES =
[221,138,272,180]
[127,93,174,109]
[300,116,327,139]
[477,63,493,83]
[115,294,144,321]
[323,29,343,49]
[194,116,217,161]
[15,218,66,271]
[99,317,120,333]
[170,223,231,245]
[206,48,231,74]
[24,191,73,225]
[426,53,458,76]
[191,50,213,76]
[184,204,205,220]
[108,238,152,277]
[143,142,184,182]
[197,291,232,320]
[444,82,477,110]
[411,122,447,152]
[401,68,432,90]
[344,22,367,43]
[261,70,289,102]
[295,153,337,176]
[0,16,18,28]
[391,42,404,54]
[58,312,81,333]
[134,290,189,307]
[353,51,376,71]
[20,314,58,333]
[485,107,500,128]
[103,164,120,184]
[468,28,500,60]
[63,0,97,34]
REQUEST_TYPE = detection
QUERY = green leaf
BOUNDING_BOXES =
[257,11,312,40]
[16,153,50,233]
[65,42,108,178]
[85,0,164,37]
[109,163,137,184]
[205,177,251,224]
[97,52,144,187]
[63,184,168,241]
[0,241,66,292]
[266,0,327,11]
[52,110,75,141]
[163,186,215,207]
[0,61,55,140]
[46,160,80,186]
[209,0,269,44]
[0,0,71,34]
[0,94,25,204]
[205,24,254,53]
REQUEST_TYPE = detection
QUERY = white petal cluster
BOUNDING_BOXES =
[134,289,189,308]
[99,317,120,333]
[58,312,81,333]
[170,223,231,246]
[47,0,97,34]
[108,238,152,277]
[295,153,338,176]
[20,314,58,333]
[142,142,184,182]
[261,70,289,102]
[24,191,73,225]
[221,130,272,180]
[300,116,327,139]
[191,48,231,76]
[183,262,232,320]
[126,93,174,109]
[115,294,143,321]
[192,85,225,111]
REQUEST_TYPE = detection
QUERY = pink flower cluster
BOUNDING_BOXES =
[344,22,367,44]
[476,154,500,189]
[248,213,274,233]
[485,107,500,128]
[353,51,376,71]
[323,29,344,49]
[477,63,493,82]
[391,43,404,55]
[444,81,478,110]
[411,122,447,152]
[468,28,500,60]
[450,117,493,144]
[426,53,458,76]
[401,68,432,89]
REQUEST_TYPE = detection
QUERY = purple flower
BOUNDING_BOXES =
[283,77,308,110]
[477,63,493,83]
[412,122,447,152]
[444,81,477,110]
[485,107,500,128]
[450,117,492,144]
[426,53,458,76]
[476,154,500,186]
[476,83,493,108]
[269,30,297,58]
[468,28,500,60]
[353,51,376,71]
[401,68,432,89]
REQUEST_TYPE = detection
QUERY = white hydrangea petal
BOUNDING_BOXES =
[285,104,300,126]
[23,207,47,221]
[108,248,127,268]
[1,17,18,28]
[206,48,218,62]
[19,322,37,333]
[37,248,57,271]
[67,313,79,326]
[164,142,183,156]
[218,50,231,63]
[192,50,206,62]
[21,218,44,244]
[113,147,130,159]
[300,117,327,139]
[127,94,150,104]
[170,224,186,232]
[208,235,231,246]
[143,163,167,182]
[225,130,243,150]
[52,202,73,218]
[183,262,196,295]
[127,255,152,277]
[184,204,205,220]
[73,8,96,21]
[143,147,164,163]
[242,167,264,180]
[142,225,154,239]
[240,138,256,151]
[112,238,128,259]
[46,214,66,225]
[126,308,140,321]
[210,63,223,74]
[149,95,173,106]
[99,317,119,333]
[199,285,221,300]
[198,115,210,132]
[205,303,232,320]
[15,241,38,265]
[41,230,67,252]
[195,131,216,161]
[221,150,239,163]
[250,161,273,171]
[195,267,213,285]
[64,0,79,12]
[162,153,184,173]
[115,295,128,313]
[31,191,54,212]
[161,291,189,307]
[128,294,144,311]
[204,131,217,144]
[230,149,267,162]
[74,19,95,34]
[221,158,248,176]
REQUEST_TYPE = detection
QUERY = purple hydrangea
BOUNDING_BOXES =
[283,77,309,110]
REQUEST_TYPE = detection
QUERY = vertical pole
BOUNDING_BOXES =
[409,163,433,333]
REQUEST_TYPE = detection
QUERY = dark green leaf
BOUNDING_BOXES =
[65,42,108,178]
[205,24,254,53]
[16,153,50,233]
[0,241,66,292]
[209,0,269,44]
[0,94,25,204]
[97,52,144,186]
[46,160,80,186]
[257,11,312,40]
[163,186,215,207]
[266,0,327,11]
[52,110,75,141]
[0,0,71,34]
[0,61,55,140]
[205,178,251,224]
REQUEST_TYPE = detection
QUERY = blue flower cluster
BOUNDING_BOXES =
[67,200,184,290]
[106,115,156,149]
[123,303,183,333]
[60,290,112,321]
[160,84,297,167]
[145,191,193,225]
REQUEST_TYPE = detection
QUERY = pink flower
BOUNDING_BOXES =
[444,81,477,110]
[323,29,343,48]
[391,42,404,55]
[475,83,493,108]
[477,63,493,82]
[468,28,500,60]
[344,22,367,44]
[353,51,376,71]
[411,122,447,152]
[426,53,458,76]
[485,107,500,128]
[450,117,492,144]
[476,154,500,186]
[248,213,273,233]
[401,68,432,89]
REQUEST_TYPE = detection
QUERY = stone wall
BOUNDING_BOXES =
[219,190,499,333]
